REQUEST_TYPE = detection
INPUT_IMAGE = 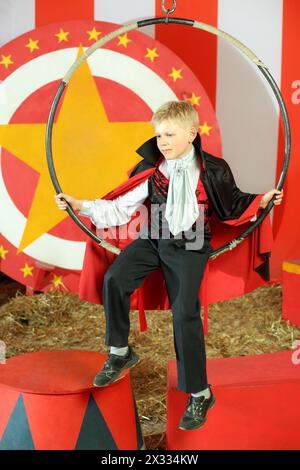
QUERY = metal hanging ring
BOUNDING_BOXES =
[46,17,291,259]
[161,0,177,15]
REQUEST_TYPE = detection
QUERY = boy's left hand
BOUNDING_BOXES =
[260,189,284,209]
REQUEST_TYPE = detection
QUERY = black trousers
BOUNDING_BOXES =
[102,237,211,393]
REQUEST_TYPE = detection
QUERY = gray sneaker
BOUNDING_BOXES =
[93,346,140,387]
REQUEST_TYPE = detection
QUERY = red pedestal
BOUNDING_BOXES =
[282,260,300,327]
[0,350,144,450]
[167,350,300,450]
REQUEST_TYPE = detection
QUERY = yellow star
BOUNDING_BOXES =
[186,92,201,106]
[87,27,101,41]
[0,45,153,254]
[117,33,132,48]
[145,48,159,62]
[55,28,69,43]
[199,122,213,136]
[0,54,14,69]
[0,245,9,260]
[20,263,34,277]
[26,38,40,53]
[168,67,183,82]
[51,274,63,288]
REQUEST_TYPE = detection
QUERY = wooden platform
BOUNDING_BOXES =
[167,350,300,450]
[282,259,300,327]
[0,350,144,450]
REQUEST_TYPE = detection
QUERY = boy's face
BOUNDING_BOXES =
[154,119,197,160]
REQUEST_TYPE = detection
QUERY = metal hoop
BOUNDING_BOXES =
[46,17,291,259]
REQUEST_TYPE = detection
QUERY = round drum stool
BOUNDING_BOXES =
[0,350,144,450]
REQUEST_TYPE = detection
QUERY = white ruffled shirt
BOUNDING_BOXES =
[79,149,257,230]
[79,147,200,233]
[165,147,200,235]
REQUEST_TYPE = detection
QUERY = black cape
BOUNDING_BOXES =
[131,132,258,221]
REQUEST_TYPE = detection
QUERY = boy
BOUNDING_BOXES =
[54,101,283,431]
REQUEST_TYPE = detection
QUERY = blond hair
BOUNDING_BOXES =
[151,101,199,129]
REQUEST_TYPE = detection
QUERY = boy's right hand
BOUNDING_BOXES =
[54,193,83,212]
